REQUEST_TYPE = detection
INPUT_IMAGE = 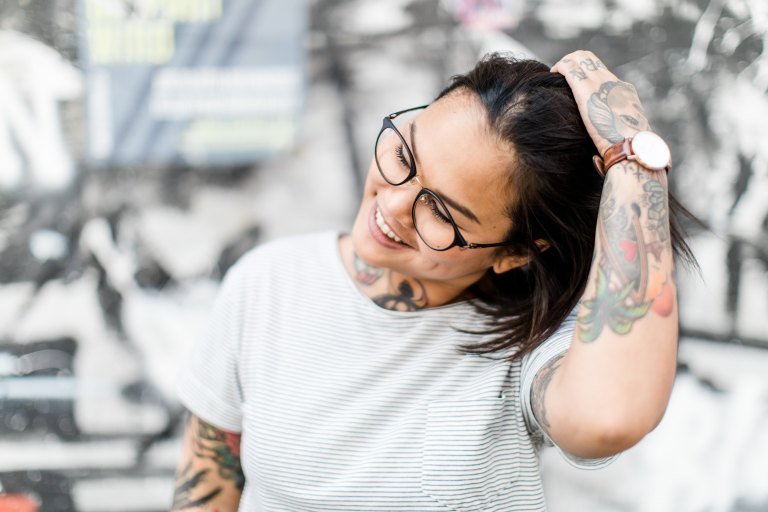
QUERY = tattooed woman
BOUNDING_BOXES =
[172,50,694,511]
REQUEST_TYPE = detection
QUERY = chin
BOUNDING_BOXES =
[351,216,388,267]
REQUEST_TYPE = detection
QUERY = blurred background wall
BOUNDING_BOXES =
[0,0,766,511]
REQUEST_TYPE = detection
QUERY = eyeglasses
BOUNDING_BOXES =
[374,105,518,251]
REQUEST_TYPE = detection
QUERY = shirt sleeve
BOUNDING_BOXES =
[520,309,618,469]
[176,261,248,432]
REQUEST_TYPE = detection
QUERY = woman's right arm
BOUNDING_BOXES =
[172,413,245,511]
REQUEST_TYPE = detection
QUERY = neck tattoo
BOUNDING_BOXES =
[373,273,429,312]
[352,251,429,311]
[353,251,385,286]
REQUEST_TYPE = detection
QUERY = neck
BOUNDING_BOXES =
[347,244,472,312]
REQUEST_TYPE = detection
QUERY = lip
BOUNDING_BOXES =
[368,201,411,250]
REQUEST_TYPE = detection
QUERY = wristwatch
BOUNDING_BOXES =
[595,131,672,175]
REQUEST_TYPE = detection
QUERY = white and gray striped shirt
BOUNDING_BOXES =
[177,231,613,511]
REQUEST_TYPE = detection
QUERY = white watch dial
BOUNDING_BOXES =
[632,131,671,170]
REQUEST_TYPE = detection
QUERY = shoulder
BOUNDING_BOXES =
[218,231,342,304]
[229,230,338,276]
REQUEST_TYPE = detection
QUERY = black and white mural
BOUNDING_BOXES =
[0,0,766,510]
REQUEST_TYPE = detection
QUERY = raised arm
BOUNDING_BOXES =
[534,51,678,459]
[172,413,245,511]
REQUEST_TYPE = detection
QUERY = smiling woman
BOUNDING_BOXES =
[172,51,696,511]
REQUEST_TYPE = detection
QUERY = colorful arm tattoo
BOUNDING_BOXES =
[172,416,244,510]
[577,161,675,343]
[192,417,245,490]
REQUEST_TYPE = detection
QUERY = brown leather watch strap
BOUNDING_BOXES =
[592,155,607,176]
[602,138,633,170]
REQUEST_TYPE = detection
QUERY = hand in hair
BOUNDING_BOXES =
[534,50,680,459]
[551,50,649,157]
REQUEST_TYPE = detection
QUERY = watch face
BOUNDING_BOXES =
[632,131,671,170]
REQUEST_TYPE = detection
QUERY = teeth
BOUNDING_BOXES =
[375,208,403,243]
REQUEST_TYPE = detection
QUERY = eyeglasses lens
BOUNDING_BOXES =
[375,113,458,251]
[413,192,456,250]
[375,127,413,186]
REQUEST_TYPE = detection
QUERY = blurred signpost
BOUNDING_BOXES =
[78,0,306,166]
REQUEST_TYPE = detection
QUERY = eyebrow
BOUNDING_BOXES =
[410,121,481,225]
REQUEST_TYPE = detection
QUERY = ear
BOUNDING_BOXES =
[492,254,524,274]
[533,238,550,253]
[491,239,550,274]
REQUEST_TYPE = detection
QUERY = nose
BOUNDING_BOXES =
[407,175,422,188]
[383,175,421,233]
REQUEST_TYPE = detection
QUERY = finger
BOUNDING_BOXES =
[554,55,619,96]
[550,56,575,74]
[551,50,611,80]
[550,51,588,74]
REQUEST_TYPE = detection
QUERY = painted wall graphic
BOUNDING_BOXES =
[79,0,306,165]
[0,31,81,191]
[0,0,767,510]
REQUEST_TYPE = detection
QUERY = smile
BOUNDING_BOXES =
[375,207,404,243]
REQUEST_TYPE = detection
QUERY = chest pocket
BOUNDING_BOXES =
[421,398,521,512]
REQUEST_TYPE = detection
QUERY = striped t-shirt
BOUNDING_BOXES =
[177,231,613,511]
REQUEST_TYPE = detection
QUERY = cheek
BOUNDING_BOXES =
[418,247,495,273]
[363,159,386,194]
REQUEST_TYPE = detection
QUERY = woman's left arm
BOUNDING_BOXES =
[537,51,678,459]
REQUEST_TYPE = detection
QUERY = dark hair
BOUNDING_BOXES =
[437,53,696,361]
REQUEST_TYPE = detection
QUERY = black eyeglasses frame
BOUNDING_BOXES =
[375,105,519,252]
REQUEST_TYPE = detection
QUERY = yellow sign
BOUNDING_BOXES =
[85,0,222,64]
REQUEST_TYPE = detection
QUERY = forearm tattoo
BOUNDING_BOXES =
[531,354,564,434]
[587,81,650,144]
[172,416,244,510]
[577,162,675,343]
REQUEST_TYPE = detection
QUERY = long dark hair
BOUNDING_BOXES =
[438,53,696,361]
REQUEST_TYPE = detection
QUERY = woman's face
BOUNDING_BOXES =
[351,92,520,291]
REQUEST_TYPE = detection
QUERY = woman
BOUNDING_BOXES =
[172,51,693,511]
